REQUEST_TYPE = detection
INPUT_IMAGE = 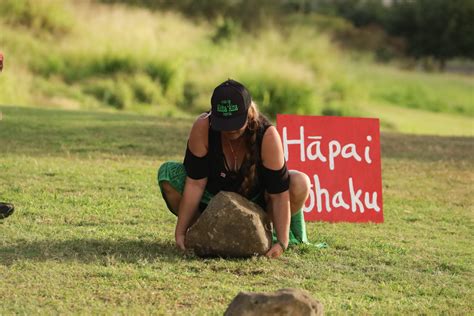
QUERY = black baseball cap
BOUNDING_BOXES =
[210,79,252,131]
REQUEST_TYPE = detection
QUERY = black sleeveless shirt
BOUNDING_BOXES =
[183,116,290,207]
[205,121,271,199]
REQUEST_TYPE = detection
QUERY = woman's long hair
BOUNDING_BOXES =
[239,101,270,197]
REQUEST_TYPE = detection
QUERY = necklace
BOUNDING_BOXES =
[227,138,241,171]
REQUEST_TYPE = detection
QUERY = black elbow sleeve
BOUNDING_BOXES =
[262,163,290,194]
[183,144,208,179]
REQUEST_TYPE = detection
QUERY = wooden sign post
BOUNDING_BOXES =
[277,114,384,223]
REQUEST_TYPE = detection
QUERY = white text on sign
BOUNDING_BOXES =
[282,126,380,214]
[282,126,373,171]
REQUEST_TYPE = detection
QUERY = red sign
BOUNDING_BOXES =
[277,114,384,223]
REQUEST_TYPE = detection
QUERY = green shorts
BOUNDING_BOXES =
[157,161,264,214]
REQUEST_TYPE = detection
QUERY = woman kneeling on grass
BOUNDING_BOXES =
[157,79,310,259]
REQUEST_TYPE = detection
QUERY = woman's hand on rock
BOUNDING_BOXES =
[175,233,186,251]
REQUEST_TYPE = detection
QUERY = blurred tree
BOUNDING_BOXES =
[99,0,474,66]
[299,0,387,26]
[387,0,474,68]
[212,18,242,43]
[100,0,280,31]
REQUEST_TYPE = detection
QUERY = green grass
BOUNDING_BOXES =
[352,63,474,117]
[360,102,474,136]
[1,106,473,314]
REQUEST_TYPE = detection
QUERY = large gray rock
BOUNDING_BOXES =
[224,288,323,316]
[185,191,272,257]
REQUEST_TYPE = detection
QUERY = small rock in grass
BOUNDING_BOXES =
[224,288,323,316]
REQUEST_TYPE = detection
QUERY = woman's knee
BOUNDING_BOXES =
[160,181,181,215]
[157,161,173,179]
[161,181,176,195]
[289,170,311,202]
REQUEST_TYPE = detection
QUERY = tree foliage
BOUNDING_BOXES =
[387,0,474,64]
[307,0,474,63]
[99,0,474,63]
[99,0,280,30]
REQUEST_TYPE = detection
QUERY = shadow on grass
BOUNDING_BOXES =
[0,238,187,266]
[0,238,280,266]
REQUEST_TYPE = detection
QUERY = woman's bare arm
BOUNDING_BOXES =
[175,115,209,250]
[261,126,291,257]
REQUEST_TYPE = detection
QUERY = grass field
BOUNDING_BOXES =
[1,0,473,138]
[0,106,472,314]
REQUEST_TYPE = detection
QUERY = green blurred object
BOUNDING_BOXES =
[313,242,329,249]
[290,209,308,244]
[272,208,313,246]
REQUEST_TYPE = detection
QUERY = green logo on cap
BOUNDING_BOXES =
[217,100,239,117]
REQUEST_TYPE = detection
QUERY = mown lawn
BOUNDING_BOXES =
[0,106,472,314]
